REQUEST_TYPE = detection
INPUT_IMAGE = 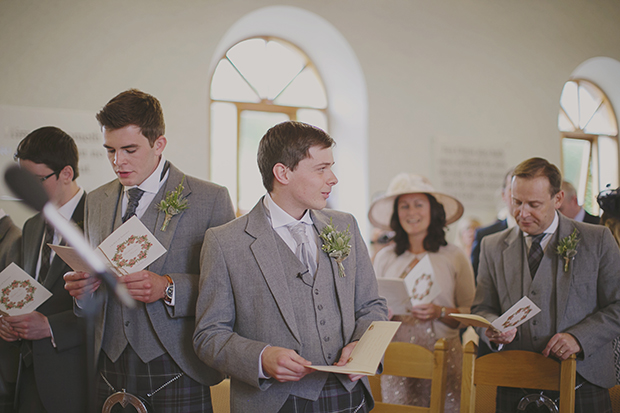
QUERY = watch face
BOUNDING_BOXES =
[166,285,174,299]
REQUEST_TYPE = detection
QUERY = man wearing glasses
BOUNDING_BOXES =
[0,127,87,413]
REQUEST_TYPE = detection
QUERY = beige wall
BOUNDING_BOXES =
[1,0,620,229]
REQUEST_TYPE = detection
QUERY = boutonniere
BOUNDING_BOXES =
[556,228,579,272]
[156,176,189,232]
[319,218,352,277]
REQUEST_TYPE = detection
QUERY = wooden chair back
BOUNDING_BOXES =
[370,338,448,413]
[460,341,576,413]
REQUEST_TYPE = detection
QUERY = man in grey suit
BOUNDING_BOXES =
[472,157,620,413]
[64,89,235,412]
[194,121,388,413]
[1,127,87,413]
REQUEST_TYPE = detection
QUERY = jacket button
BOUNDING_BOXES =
[320,319,326,325]
[324,336,330,342]
[317,305,323,311]
[125,321,130,327]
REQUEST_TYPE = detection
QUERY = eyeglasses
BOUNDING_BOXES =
[39,172,57,182]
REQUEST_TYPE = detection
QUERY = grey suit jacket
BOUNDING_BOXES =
[84,163,234,386]
[472,213,620,388]
[194,199,388,413]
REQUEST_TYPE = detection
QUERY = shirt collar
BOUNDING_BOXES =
[264,193,313,229]
[124,155,167,195]
[58,187,84,221]
[574,207,586,222]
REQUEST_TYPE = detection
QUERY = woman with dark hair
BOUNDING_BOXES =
[368,173,475,412]
[598,186,620,385]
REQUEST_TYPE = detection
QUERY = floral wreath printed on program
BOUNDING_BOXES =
[112,235,153,270]
[411,273,433,300]
[1,280,35,310]
[502,305,532,329]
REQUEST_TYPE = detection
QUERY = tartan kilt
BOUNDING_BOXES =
[98,347,213,413]
[495,380,611,413]
[278,374,369,413]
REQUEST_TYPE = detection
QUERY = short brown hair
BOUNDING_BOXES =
[257,121,334,192]
[15,126,79,180]
[513,157,562,196]
[96,89,165,146]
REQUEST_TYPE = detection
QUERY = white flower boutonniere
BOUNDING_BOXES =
[319,218,352,277]
[156,176,189,232]
[556,228,579,272]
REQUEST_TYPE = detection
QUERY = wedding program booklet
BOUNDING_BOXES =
[0,263,52,316]
[449,296,541,333]
[308,321,401,375]
[377,254,441,316]
[50,216,167,277]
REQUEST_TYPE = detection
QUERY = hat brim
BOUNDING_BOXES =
[368,191,464,231]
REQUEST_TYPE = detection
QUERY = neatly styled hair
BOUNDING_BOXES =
[513,157,562,196]
[96,89,165,146]
[390,193,447,255]
[15,126,79,180]
[257,121,334,192]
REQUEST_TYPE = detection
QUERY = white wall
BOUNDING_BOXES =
[1,0,620,230]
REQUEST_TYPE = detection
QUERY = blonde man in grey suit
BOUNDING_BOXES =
[64,89,235,412]
[472,157,620,413]
[194,121,388,413]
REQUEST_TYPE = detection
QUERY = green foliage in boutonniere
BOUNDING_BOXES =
[319,218,352,277]
[556,228,579,272]
[156,176,189,232]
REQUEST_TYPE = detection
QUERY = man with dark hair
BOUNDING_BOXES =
[194,121,388,412]
[64,89,235,412]
[559,181,600,224]
[472,157,620,412]
[0,126,87,413]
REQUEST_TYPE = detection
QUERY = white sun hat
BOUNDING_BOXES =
[368,173,464,231]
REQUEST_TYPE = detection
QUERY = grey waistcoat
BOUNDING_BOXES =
[275,233,344,400]
[100,193,167,363]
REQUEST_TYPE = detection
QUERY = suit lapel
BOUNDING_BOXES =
[246,200,301,344]
[502,227,524,304]
[23,215,45,277]
[44,193,86,289]
[147,165,189,276]
[97,182,123,245]
[311,211,344,293]
[555,215,576,328]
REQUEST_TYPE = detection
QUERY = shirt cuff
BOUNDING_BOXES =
[258,345,271,379]
[49,325,56,348]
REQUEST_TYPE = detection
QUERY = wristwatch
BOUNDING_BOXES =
[440,307,446,319]
[163,275,174,304]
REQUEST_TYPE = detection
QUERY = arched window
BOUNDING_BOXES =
[210,37,328,213]
[559,79,619,214]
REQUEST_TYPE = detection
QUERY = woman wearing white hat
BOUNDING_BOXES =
[369,173,475,412]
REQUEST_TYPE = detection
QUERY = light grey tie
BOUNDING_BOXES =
[288,222,317,277]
